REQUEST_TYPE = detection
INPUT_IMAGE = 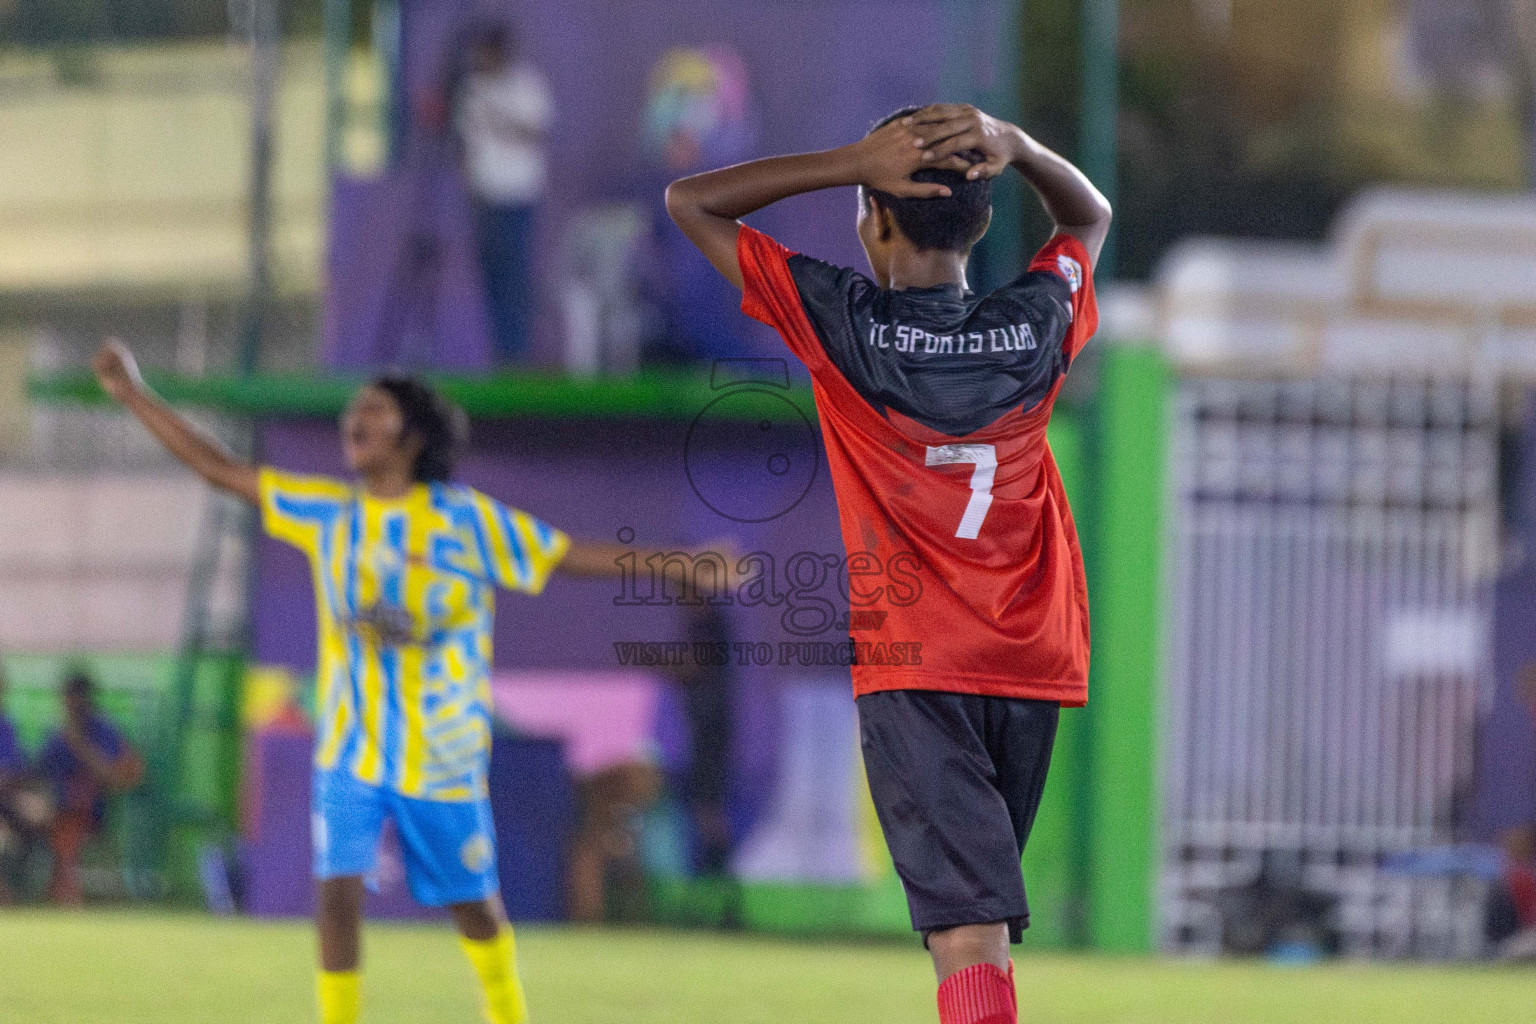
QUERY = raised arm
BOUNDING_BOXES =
[557,539,737,585]
[664,119,968,289]
[92,340,260,504]
[904,104,1113,266]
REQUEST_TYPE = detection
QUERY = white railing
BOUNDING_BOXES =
[1159,376,1498,958]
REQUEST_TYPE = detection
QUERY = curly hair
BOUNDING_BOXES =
[860,105,993,253]
[369,375,469,483]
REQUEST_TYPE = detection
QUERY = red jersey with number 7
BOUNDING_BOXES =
[737,225,1096,706]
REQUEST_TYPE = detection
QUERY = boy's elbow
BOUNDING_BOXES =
[1092,191,1113,225]
[663,181,691,224]
[665,178,718,229]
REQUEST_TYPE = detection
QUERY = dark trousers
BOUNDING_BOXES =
[475,202,536,362]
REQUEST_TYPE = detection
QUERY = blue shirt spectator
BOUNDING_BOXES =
[0,665,36,904]
[38,672,142,905]
[0,716,21,778]
[38,714,131,827]
[0,665,24,782]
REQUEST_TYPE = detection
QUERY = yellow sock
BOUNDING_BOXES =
[459,928,529,1024]
[316,969,361,1024]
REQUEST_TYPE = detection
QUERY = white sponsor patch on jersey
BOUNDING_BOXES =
[1056,254,1083,294]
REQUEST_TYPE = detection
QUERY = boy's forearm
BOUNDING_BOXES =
[667,117,955,289]
[119,386,259,503]
[664,146,867,290]
[1008,130,1111,231]
[666,147,862,222]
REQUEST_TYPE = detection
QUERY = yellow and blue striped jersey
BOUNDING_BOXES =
[258,468,570,801]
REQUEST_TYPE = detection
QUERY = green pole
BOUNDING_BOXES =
[1085,346,1168,953]
[374,0,404,165]
[1071,1,1127,949]
[322,0,352,172]
[237,0,279,376]
[979,0,1024,292]
[1080,0,1119,278]
[939,0,1023,293]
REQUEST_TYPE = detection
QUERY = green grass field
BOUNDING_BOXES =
[0,911,1531,1024]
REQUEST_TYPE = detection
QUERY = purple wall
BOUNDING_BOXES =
[253,409,853,838]
[1476,396,1536,838]
[325,0,1011,368]
[252,414,847,666]
[1480,572,1536,836]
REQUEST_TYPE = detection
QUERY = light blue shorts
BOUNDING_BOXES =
[311,769,498,908]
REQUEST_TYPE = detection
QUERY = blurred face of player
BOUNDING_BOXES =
[341,386,421,481]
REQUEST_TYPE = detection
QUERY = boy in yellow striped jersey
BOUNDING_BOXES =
[94,341,708,1024]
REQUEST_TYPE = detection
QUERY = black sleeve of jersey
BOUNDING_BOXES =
[990,270,1077,373]
[784,254,893,409]
[784,254,873,358]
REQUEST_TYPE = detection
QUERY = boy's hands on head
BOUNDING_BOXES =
[907,102,1112,262]
[664,101,1107,288]
[92,339,143,404]
[849,117,974,197]
[905,104,1026,182]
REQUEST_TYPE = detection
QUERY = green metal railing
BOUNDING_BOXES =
[28,366,818,422]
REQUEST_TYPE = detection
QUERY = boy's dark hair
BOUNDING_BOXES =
[861,106,992,253]
[370,375,469,484]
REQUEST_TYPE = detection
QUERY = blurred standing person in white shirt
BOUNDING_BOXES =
[454,21,552,363]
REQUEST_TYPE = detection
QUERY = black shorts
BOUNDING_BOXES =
[857,689,1059,944]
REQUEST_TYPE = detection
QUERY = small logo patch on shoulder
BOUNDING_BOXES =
[461,834,493,872]
[1056,254,1083,294]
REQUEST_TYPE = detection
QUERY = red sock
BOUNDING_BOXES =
[936,961,1016,1024]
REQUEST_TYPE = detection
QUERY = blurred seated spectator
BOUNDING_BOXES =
[36,672,143,906]
[0,661,26,806]
[567,760,663,923]
[443,19,552,364]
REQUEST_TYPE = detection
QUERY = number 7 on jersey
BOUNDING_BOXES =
[925,444,998,539]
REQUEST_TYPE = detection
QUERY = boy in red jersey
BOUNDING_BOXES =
[666,104,1109,1024]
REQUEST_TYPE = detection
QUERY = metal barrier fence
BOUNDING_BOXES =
[1160,376,1498,958]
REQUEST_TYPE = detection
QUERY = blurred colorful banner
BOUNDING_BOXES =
[323,0,1011,370]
